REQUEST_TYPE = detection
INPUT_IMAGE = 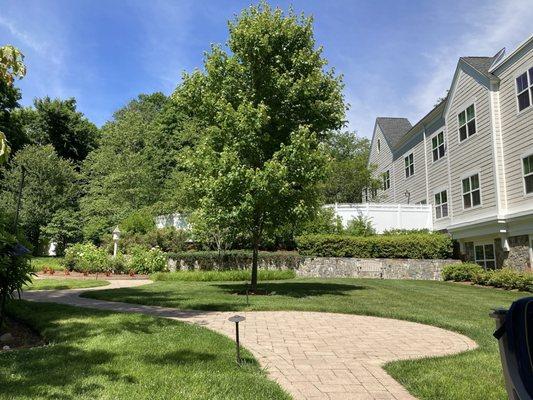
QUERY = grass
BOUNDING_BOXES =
[0,301,289,400]
[31,256,64,272]
[24,278,109,291]
[84,278,528,400]
[151,269,296,282]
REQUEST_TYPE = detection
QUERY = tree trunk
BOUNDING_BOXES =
[251,241,259,291]
[0,291,7,333]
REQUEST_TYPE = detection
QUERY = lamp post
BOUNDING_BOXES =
[112,226,121,257]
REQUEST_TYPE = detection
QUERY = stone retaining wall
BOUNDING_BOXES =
[297,257,461,280]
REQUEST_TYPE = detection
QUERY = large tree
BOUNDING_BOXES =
[21,97,98,163]
[80,93,169,241]
[182,4,345,289]
[0,145,79,251]
[321,131,379,203]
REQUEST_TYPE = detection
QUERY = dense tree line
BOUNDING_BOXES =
[0,3,379,266]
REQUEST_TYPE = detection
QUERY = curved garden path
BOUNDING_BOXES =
[23,280,477,400]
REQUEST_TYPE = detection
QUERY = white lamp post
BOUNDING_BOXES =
[112,226,121,257]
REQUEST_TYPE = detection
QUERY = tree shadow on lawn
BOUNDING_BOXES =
[214,281,367,298]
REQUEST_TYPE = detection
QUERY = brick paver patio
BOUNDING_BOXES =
[24,280,477,400]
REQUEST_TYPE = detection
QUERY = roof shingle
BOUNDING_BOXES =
[376,117,412,149]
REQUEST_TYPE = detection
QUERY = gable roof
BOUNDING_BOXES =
[460,56,497,80]
[375,117,412,149]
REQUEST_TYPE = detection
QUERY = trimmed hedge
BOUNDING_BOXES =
[151,269,296,282]
[295,233,453,259]
[167,250,301,271]
[442,263,533,292]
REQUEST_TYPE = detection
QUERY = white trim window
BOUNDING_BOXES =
[516,67,533,112]
[404,153,414,178]
[475,243,496,269]
[382,170,390,190]
[434,190,448,219]
[462,173,481,209]
[432,132,446,161]
[523,154,533,194]
[416,199,427,205]
[458,104,476,142]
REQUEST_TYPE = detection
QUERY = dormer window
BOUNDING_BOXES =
[458,104,476,142]
[516,67,533,112]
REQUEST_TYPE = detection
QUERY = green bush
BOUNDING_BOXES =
[120,211,155,235]
[130,246,167,274]
[63,243,108,274]
[296,233,453,259]
[166,250,301,271]
[457,267,533,291]
[442,263,483,281]
[344,216,375,236]
[102,227,191,254]
[151,269,296,282]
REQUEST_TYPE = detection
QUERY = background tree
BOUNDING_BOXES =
[20,97,98,163]
[321,131,379,203]
[0,145,79,252]
[80,93,169,241]
[182,4,345,289]
[41,209,83,256]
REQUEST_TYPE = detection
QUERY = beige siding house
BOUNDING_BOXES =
[368,34,533,270]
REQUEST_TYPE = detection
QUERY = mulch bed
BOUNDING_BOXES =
[0,317,45,352]
[36,271,149,280]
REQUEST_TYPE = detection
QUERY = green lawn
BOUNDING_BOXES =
[84,278,527,400]
[0,301,289,400]
[31,257,64,271]
[25,278,109,291]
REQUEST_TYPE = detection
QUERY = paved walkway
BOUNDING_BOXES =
[24,280,477,400]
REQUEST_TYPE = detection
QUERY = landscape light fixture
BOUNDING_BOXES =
[228,315,246,365]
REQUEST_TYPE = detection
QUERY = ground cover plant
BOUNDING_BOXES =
[85,278,527,400]
[24,279,109,291]
[31,257,64,272]
[152,269,295,282]
[0,301,290,400]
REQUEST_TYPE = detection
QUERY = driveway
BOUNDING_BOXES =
[23,280,477,400]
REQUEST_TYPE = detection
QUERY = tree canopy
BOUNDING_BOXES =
[179,3,345,288]
[80,93,169,241]
[20,97,98,164]
[0,145,79,250]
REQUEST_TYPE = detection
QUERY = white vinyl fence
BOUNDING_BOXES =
[326,203,433,233]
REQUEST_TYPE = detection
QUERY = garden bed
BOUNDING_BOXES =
[0,317,44,351]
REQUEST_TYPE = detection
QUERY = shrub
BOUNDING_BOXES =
[63,243,108,274]
[108,253,129,274]
[344,216,375,236]
[129,246,167,274]
[465,268,533,292]
[442,263,483,281]
[151,269,296,282]
[166,250,301,271]
[121,211,155,235]
[102,227,191,254]
[382,228,430,235]
[296,233,452,259]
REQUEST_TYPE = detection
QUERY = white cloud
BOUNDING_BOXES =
[407,0,533,121]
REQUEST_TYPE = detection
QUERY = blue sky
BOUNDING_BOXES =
[1,0,532,138]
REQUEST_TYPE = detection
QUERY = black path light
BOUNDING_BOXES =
[228,315,246,365]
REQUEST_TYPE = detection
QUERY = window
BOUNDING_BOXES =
[382,170,390,190]
[432,132,446,161]
[475,244,496,269]
[462,174,481,209]
[434,190,448,219]
[416,199,427,205]
[523,154,533,194]
[458,104,476,141]
[377,139,381,153]
[404,153,414,178]
[516,67,533,112]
